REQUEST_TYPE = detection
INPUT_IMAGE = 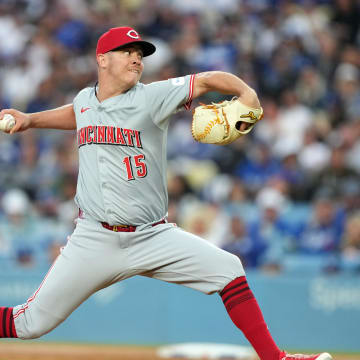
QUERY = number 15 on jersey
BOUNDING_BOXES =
[122,155,147,181]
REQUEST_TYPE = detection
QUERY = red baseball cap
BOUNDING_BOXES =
[96,26,156,57]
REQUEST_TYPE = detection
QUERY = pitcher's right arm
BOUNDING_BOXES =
[0,104,76,134]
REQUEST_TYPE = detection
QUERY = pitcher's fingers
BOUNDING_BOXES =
[9,120,21,134]
[0,109,17,119]
[239,121,251,132]
[0,109,8,119]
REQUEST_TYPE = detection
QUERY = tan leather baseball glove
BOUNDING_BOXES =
[191,98,263,145]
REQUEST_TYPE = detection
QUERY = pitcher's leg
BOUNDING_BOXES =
[130,225,244,294]
[11,257,66,339]
[11,245,108,339]
[0,255,73,339]
[220,276,281,360]
[131,226,281,360]
[4,220,120,340]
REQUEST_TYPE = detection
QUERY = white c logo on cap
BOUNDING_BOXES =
[127,30,140,39]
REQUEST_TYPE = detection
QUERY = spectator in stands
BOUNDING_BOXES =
[26,78,58,113]
[0,189,40,267]
[338,179,360,218]
[273,90,313,157]
[334,62,360,122]
[248,187,295,272]
[314,146,358,199]
[234,141,281,194]
[221,215,260,268]
[296,191,343,255]
[298,127,331,176]
[295,65,327,109]
[341,212,360,272]
[332,0,360,45]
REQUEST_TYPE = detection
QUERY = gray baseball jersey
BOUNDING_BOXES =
[11,75,244,339]
[74,75,195,225]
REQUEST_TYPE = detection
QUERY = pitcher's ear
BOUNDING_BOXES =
[97,53,107,68]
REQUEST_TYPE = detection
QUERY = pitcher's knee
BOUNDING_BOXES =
[19,318,62,339]
[15,308,63,340]
[209,250,245,293]
[221,249,245,275]
[20,328,44,340]
[18,318,58,339]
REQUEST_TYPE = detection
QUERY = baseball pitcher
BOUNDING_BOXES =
[0,26,331,360]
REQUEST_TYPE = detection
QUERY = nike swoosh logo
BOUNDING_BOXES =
[81,107,90,113]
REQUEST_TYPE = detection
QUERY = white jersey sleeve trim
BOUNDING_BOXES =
[183,74,195,110]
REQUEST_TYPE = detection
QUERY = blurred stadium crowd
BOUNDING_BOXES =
[0,0,359,274]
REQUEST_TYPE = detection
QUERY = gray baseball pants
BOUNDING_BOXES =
[13,215,244,339]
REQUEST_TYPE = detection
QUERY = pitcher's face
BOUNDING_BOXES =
[101,45,144,89]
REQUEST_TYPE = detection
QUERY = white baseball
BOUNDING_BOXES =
[0,114,16,132]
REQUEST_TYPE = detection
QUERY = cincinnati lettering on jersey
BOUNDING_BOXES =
[77,126,143,148]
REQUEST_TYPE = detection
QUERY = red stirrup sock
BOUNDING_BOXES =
[220,277,281,360]
[0,307,18,338]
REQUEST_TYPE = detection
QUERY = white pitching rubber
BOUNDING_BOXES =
[317,353,333,360]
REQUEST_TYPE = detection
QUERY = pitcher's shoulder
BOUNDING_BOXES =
[75,86,94,99]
